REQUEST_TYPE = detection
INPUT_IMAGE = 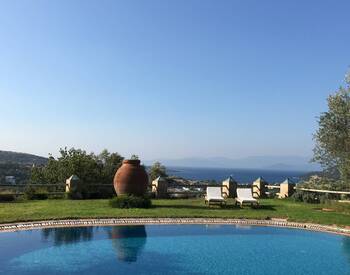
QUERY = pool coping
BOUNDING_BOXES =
[0,218,350,236]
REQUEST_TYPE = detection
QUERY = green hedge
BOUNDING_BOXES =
[24,186,49,200]
[0,193,16,202]
[292,190,332,204]
[67,185,115,200]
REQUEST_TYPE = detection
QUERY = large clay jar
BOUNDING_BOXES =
[114,160,148,196]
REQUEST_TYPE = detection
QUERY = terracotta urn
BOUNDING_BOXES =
[113,159,148,196]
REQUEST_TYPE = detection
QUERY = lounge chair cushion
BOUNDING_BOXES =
[206,187,225,202]
[236,188,258,204]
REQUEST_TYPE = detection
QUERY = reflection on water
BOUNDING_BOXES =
[2,225,350,274]
[343,237,350,263]
[110,226,147,263]
[42,227,94,246]
[41,225,147,263]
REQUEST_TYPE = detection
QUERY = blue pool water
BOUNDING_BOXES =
[0,225,349,275]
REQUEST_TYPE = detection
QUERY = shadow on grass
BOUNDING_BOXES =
[153,203,276,211]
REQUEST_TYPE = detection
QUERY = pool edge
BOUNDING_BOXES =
[0,218,350,237]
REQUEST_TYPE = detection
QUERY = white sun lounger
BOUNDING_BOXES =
[205,187,226,206]
[236,188,259,207]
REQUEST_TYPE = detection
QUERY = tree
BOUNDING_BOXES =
[98,149,124,184]
[30,148,124,185]
[149,162,168,181]
[0,162,31,184]
[313,72,350,186]
[130,154,139,160]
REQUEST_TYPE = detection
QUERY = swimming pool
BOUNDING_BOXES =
[0,224,349,274]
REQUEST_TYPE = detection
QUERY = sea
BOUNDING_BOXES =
[167,167,307,184]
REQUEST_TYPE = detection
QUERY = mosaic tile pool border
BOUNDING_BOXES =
[0,218,349,236]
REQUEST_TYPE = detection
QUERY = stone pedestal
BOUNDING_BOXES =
[222,176,237,198]
[252,177,267,198]
[65,175,81,193]
[279,180,295,198]
[152,177,168,198]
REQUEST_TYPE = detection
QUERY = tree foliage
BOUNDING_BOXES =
[130,154,139,160]
[30,148,124,185]
[98,149,125,185]
[313,73,350,186]
[0,163,31,184]
[148,162,168,181]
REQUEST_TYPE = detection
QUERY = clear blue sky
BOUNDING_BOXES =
[0,0,349,160]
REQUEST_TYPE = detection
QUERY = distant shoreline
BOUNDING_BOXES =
[164,166,312,183]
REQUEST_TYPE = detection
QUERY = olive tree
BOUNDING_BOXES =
[31,148,123,185]
[313,72,350,186]
[148,162,168,181]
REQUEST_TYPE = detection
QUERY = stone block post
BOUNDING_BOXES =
[65,175,81,193]
[222,176,238,198]
[152,177,168,198]
[252,177,267,198]
[279,179,295,198]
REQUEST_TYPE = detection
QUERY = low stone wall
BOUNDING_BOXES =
[0,218,349,236]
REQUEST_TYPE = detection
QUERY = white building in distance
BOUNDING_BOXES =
[5,176,16,184]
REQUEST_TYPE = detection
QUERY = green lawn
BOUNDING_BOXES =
[0,198,350,226]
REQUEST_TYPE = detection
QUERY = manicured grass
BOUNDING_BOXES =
[0,198,349,226]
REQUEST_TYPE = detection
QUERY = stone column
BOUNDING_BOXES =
[65,175,81,193]
[222,176,238,198]
[279,179,295,198]
[252,177,267,198]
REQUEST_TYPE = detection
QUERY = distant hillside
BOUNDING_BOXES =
[0,150,48,165]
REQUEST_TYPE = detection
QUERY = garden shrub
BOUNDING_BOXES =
[340,194,350,201]
[86,186,115,199]
[319,193,331,204]
[302,192,319,204]
[266,191,277,199]
[292,191,320,204]
[67,189,85,200]
[25,186,49,200]
[109,195,152,209]
[292,191,304,202]
[0,192,16,202]
[48,193,66,200]
[67,185,115,200]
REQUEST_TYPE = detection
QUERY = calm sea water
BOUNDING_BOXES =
[167,166,306,183]
[0,225,349,275]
